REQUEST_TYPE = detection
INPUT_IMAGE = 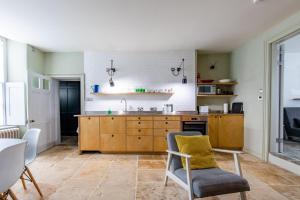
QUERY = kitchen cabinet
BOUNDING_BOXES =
[153,116,181,152]
[126,136,153,152]
[100,134,126,152]
[153,136,168,152]
[100,116,126,134]
[79,117,100,151]
[208,114,244,150]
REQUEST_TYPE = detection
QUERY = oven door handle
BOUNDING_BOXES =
[183,121,206,125]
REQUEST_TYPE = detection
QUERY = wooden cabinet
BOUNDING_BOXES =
[79,117,100,151]
[208,115,219,148]
[218,115,244,149]
[153,121,181,129]
[127,120,153,129]
[100,116,126,134]
[153,136,168,152]
[208,114,244,150]
[127,136,153,152]
[100,134,126,152]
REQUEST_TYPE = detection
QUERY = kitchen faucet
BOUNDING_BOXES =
[121,98,127,112]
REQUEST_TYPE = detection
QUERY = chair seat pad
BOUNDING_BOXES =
[174,168,250,198]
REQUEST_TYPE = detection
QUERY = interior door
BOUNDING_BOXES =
[28,71,53,152]
[59,81,80,136]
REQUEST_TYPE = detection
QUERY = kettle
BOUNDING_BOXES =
[163,104,173,113]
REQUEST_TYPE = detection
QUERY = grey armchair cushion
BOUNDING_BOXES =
[167,131,202,171]
[174,168,250,198]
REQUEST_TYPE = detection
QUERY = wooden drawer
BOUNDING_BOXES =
[153,116,181,121]
[127,116,153,121]
[79,117,100,151]
[100,134,126,152]
[153,121,181,129]
[100,116,126,134]
[127,128,153,136]
[126,136,153,152]
[154,128,181,136]
[153,136,168,152]
[127,121,153,129]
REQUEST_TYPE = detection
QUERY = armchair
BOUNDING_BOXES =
[164,132,250,200]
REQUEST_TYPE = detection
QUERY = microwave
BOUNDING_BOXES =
[198,85,216,95]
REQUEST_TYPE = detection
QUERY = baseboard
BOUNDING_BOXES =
[243,148,263,160]
[268,153,300,176]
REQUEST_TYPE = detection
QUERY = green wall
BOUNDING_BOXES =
[231,10,300,159]
[44,52,83,75]
[27,45,45,74]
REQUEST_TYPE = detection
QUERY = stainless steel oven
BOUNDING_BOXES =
[182,116,207,135]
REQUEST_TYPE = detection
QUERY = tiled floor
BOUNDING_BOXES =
[11,145,300,200]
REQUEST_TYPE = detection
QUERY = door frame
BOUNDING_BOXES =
[47,74,85,114]
[47,74,84,143]
[264,27,300,161]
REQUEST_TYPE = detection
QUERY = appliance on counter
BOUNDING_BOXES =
[197,105,209,114]
[163,104,173,113]
[182,116,207,135]
[232,102,243,113]
[198,85,216,95]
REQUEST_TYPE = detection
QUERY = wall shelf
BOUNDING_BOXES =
[197,81,237,86]
[91,92,174,96]
[197,94,237,97]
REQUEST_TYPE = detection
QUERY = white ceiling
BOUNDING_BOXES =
[0,0,300,52]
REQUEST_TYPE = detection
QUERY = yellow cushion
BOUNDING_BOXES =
[175,135,218,170]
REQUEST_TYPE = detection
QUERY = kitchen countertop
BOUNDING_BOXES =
[75,111,243,117]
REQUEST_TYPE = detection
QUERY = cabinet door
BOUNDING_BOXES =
[208,115,219,148]
[100,134,126,152]
[218,115,244,149]
[126,136,153,152]
[153,136,168,152]
[100,116,126,134]
[80,117,100,151]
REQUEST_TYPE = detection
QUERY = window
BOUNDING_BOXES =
[0,38,6,125]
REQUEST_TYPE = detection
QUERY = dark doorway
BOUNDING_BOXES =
[59,81,80,144]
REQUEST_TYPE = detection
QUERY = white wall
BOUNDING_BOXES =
[231,10,300,159]
[84,50,196,111]
[283,53,300,107]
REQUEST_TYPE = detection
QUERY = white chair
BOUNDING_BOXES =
[0,139,27,200]
[20,128,43,197]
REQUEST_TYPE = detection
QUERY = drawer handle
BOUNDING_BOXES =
[165,122,168,124]
[138,117,141,120]
[138,122,141,124]
[111,134,114,137]
[138,129,141,132]
[88,117,91,120]
[138,136,141,140]
[112,117,114,120]
[165,129,168,132]
[165,137,167,140]
[165,117,168,120]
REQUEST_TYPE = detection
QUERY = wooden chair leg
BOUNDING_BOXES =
[7,189,17,200]
[20,174,27,190]
[25,166,43,197]
[240,192,247,200]
[164,153,172,186]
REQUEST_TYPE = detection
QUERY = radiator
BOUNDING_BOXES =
[0,127,20,138]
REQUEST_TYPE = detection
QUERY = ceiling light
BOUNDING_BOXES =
[253,0,263,4]
[106,60,116,87]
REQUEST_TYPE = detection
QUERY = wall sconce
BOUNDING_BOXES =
[106,59,116,87]
[171,58,187,84]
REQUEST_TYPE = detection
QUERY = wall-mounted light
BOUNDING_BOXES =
[171,58,187,84]
[106,59,116,87]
